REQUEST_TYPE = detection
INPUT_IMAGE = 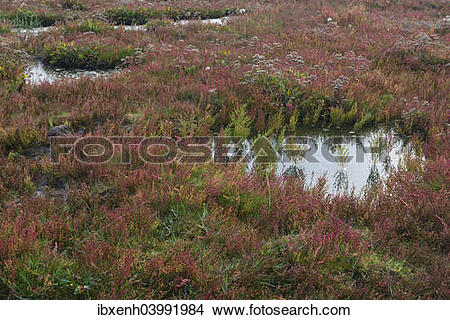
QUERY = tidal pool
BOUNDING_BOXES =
[227,128,414,195]
[25,61,116,85]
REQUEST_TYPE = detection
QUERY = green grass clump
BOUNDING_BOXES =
[166,8,237,21]
[0,57,26,93]
[329,103,358,127]
[105,7,238,25]
[0,23,11,34]
[145,19,172,31]
[255,74,361,129]
[395,108,430,139]
[1,9,64,28]
[225,104,253,139]
[63,20,112,34]
[44,42,136,70]
[61,0,85,11]
[0,126,45,153]
[420,52,449,66]
[105,7,157,25]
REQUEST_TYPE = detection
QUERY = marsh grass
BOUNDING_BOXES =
[105,7,153,25]
[0,22,11,34]
[0,56,26,93]
[145,19,173,31]
[43,42,136,70]
[63,20,113,34]
[105,7,238,25]
[1,9,63,28]
[61,0,86,11]
[0,0,448,300]
[0,126,45,153]
[254,74,360,130]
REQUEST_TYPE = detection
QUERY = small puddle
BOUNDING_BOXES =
[114,17,231,30]
[113,25,147,31]
[11,26,54,36]
[228,128,414,194]
[174,17,230,26]
[25,61,115,85]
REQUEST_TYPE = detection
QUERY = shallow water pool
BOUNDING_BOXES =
[25,61,115,85]
[228,128,414,194]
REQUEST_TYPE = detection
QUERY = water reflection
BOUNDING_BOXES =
[25,61,115,85]
[226,128,413,194]
[332,144,350,192]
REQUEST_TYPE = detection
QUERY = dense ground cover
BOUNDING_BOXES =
[0,0,448,299]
